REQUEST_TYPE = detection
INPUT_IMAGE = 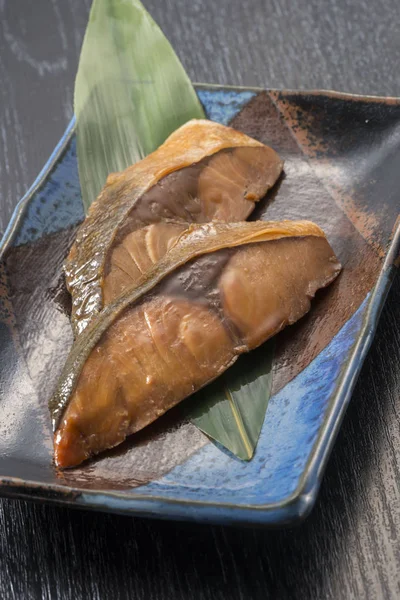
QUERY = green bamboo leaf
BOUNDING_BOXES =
[188,341,274,460]
[75,0,204,212]
[75,0,273,460]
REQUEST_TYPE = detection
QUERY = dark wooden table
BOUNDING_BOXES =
[1,1,400,598]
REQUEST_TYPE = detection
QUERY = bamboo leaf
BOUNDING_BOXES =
[188,341,274,460]
[75,0,273,460]
[75,0,204,212]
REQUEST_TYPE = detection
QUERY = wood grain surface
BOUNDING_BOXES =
[0,0,399,598]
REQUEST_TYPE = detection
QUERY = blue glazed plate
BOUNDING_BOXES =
[0,85,399,526]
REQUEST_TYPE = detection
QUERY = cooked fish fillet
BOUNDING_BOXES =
[65,120,283,335]
[51,220,341,468]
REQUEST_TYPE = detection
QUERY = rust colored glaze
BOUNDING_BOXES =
[269,90,400,259]
[230,92,383,392]
[66,120,283,336]
[0,261,18,333]
[52,221,340,468]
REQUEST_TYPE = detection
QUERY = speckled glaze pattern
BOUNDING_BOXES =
[197,89,257,125]
[0,85,399,526]
[13,128,83,246]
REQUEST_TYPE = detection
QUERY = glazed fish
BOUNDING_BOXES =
[51,220,341,468]
[66,119,283,335]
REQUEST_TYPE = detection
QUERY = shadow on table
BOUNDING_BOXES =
[1,274,399,600]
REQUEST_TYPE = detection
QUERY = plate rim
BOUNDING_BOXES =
[1,83,399,526]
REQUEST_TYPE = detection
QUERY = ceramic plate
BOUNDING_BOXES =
[0,85,399,526]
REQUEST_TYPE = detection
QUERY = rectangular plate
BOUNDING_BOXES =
[0,84,399,526]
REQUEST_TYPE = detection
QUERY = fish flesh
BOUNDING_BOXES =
[65,120,283,335]
[52,220,341,468]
